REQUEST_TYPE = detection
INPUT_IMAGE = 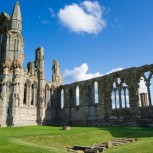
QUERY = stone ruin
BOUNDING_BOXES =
[0,2,153,127]
[56,64,153,127]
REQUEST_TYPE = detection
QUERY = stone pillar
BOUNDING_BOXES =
[34,87,37,106]
[146,81,152,106]
[28,82,31,107]
[114,88,117,109]
[35,47,45,125]
[33,87,35,106]
[123,87,127,108]
[11,67,21,126]
[119,87,122,108]
[0,67,9,127]
[98,78,105,120]
[25,83,28,105]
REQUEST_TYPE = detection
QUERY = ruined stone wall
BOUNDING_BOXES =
[1,2,153,127]
[55,64,153,127]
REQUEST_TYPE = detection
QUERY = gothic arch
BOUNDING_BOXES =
[111,77,129,109]
[61,89,64,109]
[23,83,27,105]
[138,71,153,107]
[31,84,34,105]
[94,81,99,104]
[76,85,80,106]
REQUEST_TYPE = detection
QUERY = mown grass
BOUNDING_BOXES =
[0,126,153,153]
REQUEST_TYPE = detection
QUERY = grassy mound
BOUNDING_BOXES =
[0,126,153,153]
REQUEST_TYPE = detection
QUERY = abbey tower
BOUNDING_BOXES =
[0,2,63,127]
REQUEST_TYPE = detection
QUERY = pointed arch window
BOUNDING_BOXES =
[112,78,129,109]
[61,89,64,109]
[138,71,153,107]
[76,86,80,106]
[94,81,99,103]
[23,83,27,105]
[31,84,34,105]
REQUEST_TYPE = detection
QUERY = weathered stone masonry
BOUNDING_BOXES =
[0,2,153,127]
[0,2,62,127]
[56,65,153,126]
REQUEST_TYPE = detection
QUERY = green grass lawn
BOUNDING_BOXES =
[0,126,153,153]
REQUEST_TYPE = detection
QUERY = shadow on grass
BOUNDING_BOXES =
[69,125,153,138]
[98,126,153,138]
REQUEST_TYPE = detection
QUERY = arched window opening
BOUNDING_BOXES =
[112,78,129,109]
[76,86,80,106]
[31,84,34,105]
[61,89,64,109]
[7,108,9,115]
[23,83,27,105]
[150,75,153,106]
[139,71,153,107]
[94,81,99,103]
[122,82,130,108]
[111,83,115,109]
[125,86,130,108]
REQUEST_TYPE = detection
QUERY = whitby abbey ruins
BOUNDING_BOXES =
[0,2,153,127]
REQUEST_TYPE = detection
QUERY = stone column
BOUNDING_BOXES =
[114,88,117,109]
[0,67,9,127]
[119,87,122,109]
[25,83,28,105]
[146,81,152,106]
[12,67,21,126]
[123,87,127,108]
[28,82,31,107]
[35,47,45,125]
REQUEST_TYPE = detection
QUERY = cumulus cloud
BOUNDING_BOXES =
[58,1,106,34]
[63,63,102,84]
[63,63,124,84]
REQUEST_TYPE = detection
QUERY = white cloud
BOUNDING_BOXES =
[63,63,102,84]
[58,1,106,34]
[63,63,124,84]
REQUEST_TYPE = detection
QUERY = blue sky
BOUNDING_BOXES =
[1,0,153,83]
